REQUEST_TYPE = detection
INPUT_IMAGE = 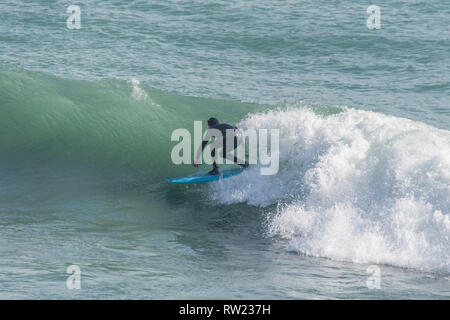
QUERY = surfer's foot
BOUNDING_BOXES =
[239,162,249,169]
[208,167,219,175]
[208,163,219,175]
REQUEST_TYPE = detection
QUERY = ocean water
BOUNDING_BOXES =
[0,0,449,299]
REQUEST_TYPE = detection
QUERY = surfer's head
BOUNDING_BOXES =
[207,117,219,128]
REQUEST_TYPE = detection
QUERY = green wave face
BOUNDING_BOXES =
[0,68,264,177]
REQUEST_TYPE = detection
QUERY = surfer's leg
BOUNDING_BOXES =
[208,163,219,175]
[209,147,219,175]
[220,145,248,168]
[220,149,238,163]
[222,135,248,167]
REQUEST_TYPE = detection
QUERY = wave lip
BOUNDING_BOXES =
[211,106,450,273]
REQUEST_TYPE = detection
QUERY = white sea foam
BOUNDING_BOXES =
[210,107,450,272]
[131,78,148,101]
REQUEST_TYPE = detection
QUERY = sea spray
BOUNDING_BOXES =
[210,107,450,272]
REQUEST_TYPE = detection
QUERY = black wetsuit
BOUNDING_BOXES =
[201,123,240,165]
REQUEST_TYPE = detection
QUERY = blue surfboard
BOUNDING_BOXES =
[167,168,244,183]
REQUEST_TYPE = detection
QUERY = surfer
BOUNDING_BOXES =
[193,117,248,175]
